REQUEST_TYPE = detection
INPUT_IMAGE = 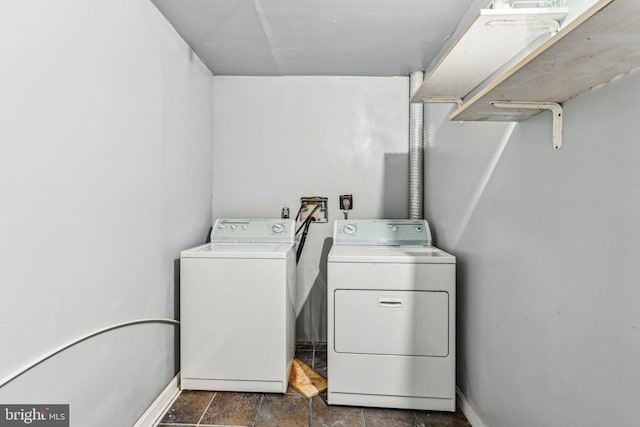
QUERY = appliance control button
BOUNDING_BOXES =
[230,225,237,230]
[391,225,398,232]
[272,223,285,233]
[218,225,225,229]
[416,226,423,232]
[343,224,357,234]
[242,225,248,230]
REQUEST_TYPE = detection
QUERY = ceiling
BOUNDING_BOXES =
[151,0,475,76]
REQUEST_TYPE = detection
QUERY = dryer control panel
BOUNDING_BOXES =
[212,219,295,243]
[333,219,432,246]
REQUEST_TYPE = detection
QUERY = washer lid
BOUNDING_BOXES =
[181,243,293,259]
[328,245,455,264]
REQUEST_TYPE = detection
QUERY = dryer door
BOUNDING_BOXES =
[333,289,449,357]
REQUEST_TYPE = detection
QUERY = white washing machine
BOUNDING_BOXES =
[180,218,296,393]
[327,219,456,411]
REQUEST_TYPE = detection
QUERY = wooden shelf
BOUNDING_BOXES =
[449,0,639,122]
[410,7,568,103]
[412,0,640,128]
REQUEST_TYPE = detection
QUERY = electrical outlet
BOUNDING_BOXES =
[339,194,353,210]
[300,196,328,223]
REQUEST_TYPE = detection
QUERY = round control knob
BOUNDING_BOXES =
[416,226,423,232]
[242,225,248,230]
[391,225,398,232]
[230,225,237,230]
[272,223,285,233]
[343,224,357,235]
[218,225,225,229]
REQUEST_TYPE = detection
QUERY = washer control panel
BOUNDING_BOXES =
[212,219,295,243]
[333,219,432,246]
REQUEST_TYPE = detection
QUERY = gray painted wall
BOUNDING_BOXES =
[424,71,640,426]
[211,76,409,341]
[0,1,213,425]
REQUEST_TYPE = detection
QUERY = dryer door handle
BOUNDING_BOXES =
[377,296,404,308]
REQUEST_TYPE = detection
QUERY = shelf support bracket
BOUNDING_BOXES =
[422,97,464,108]
[491,101,563,150]
[422,98,465,124]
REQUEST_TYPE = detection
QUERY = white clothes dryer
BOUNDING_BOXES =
[327,219,456,411]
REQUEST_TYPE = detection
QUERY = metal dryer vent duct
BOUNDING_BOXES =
[409,71,424,219]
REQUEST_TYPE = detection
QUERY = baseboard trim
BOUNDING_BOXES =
[456,386,487,427]
[134,373,181,427]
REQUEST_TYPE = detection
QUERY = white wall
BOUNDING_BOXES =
[212,76,409,341]
[424,71,640,426]
[0,1,212,426]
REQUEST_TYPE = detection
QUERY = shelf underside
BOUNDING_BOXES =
[450,0,640,122]
[411,7,568,103]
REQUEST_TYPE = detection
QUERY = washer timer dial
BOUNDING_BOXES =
[271,223,285,233]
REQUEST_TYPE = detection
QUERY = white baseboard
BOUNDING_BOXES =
[456,386,488,427]
[134,373,181,427]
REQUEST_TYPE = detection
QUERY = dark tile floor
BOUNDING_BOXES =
[158,342,471,427]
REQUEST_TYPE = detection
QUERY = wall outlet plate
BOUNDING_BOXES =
[339,194,353,210]
[300,196,328,223]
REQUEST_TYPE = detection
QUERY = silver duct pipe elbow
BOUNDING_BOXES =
[409,71,424,219]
